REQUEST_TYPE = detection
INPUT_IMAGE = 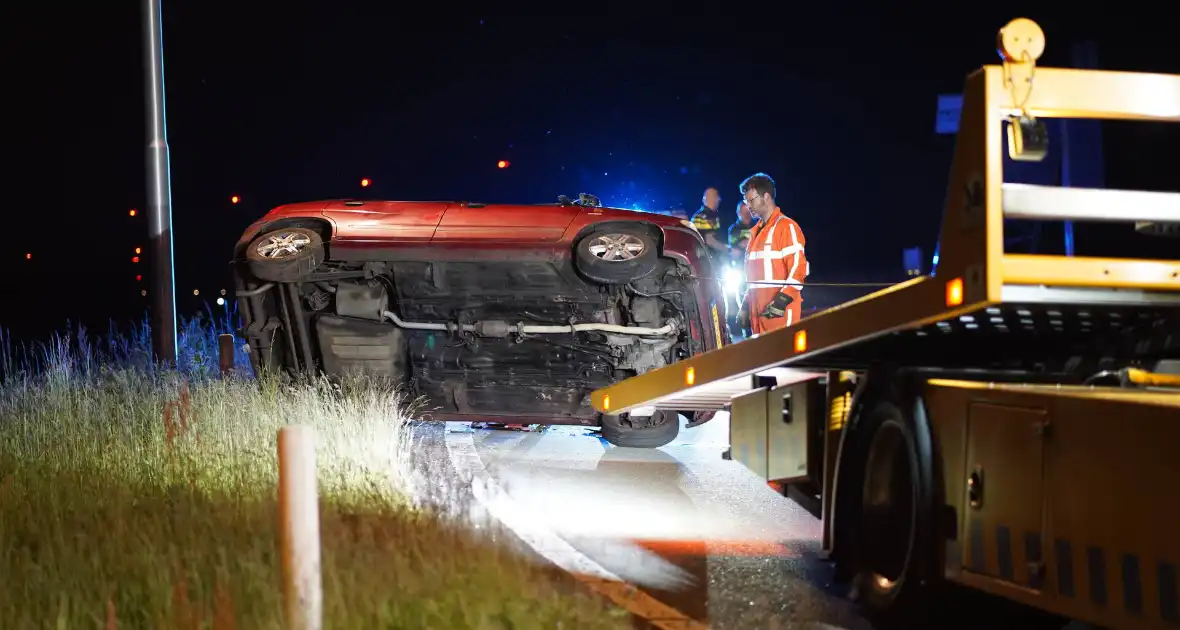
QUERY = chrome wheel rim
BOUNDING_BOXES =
[255,232,312,259]
[587,233,645,262]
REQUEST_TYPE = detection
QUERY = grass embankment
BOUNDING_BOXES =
[0,320,629,629]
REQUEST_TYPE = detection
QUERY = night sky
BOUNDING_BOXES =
[9,3,1179,340]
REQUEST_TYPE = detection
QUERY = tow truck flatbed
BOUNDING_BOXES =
[591,65,1180,417]
[590,18,1180,630]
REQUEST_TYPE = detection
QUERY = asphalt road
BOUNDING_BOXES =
[446,414,871,630]
[435,414,1074,630]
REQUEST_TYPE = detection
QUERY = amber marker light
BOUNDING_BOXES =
[945,277,964,307]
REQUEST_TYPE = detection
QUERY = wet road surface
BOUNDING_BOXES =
[435,413,1072,630]
[447,414,871,630]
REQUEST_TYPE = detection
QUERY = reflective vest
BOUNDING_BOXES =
[728,222,754,249]
[744,209,809,331]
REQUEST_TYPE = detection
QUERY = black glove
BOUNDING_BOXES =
[759,292,794,319]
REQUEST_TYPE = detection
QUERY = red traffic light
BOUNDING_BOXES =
[231,195,240,204]
[135,274,142,282]
[360,178,371,187]
[132,256,140,264]
[129,209,138,217]
[497,160,509,169]
[25,253,32,260]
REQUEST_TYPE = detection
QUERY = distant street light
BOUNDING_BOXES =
[497,160,509,169]
[129,209,138,217]
[216,297,225,306]
[231,195,240,204]
[360,178,371,187]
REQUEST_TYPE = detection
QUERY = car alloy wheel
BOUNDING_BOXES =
[244,226,325,282]
[255,232,313,259]
[587,233,646,262]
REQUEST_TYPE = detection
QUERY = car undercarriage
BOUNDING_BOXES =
[236,222,717,447]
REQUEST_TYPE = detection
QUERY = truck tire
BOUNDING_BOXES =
[599,410,680,448]
[574,228,658,284]
[245,227,325,282]
[834,376,940,627]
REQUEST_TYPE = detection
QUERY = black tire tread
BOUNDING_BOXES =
[834,371,939,627]
[599,411,680,448]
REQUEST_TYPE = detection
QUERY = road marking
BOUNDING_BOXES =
[444,429,710,630]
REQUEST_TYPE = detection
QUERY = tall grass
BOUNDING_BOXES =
[0,303,248,383]
[0,307,628,629]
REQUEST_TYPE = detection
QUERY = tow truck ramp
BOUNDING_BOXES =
[592,18,1180,630]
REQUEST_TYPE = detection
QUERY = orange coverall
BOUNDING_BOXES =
[744,209,809,335]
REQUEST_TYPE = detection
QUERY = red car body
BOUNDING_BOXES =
[239,200,715,271]
[233,198,728,446]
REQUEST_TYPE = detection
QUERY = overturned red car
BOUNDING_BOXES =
[232,193,727,447]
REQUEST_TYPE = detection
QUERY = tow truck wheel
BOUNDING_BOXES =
[598,410,680,448]
[835,381,939,626]
[245,227,325,283]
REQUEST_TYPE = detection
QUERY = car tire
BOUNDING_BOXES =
[574,228,658,284]
[598,410,680,448]
[245,227,325,283]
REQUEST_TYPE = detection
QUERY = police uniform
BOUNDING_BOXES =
[691,205,725,264]
[691,206,721,236]
[743,208,808,335]
[728,220,754,253]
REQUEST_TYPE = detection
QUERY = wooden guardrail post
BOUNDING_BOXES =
[218,333,235,377]
[278,425,322,630]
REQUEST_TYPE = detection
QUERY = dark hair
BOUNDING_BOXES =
[739,172,775,201]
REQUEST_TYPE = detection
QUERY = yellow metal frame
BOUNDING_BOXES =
[592,60,1180,415]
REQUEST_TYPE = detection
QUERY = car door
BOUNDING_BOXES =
[322,201,447,242]
[432,203,581,242]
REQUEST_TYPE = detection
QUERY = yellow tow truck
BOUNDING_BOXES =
[590,18,1180,630]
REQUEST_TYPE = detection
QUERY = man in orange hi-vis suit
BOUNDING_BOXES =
[736,172,809,336]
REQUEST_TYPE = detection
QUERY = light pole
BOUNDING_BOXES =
[142,0,178,366]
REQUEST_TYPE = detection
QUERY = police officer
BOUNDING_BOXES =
[737,173,809,335]
[690,187,729,264]
[727,200,756,262]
